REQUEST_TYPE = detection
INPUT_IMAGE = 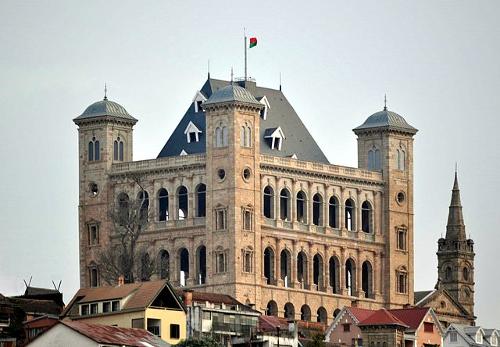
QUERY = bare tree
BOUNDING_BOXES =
[98,176,156,285]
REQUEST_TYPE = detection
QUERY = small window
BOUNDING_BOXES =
[112,300,120,311]
[217,168,226,180]
[343,323,350,332]
[88,137,100,161]
[463,267,469,281]
[397,229,407,250]
[216,250,227,273]
[103,302,110,313]
[81,304,89,316]
[243,168,251,181]
[90,303,98,315]
[170,324,180,339]
[147,318,161,337]
[449,331,458,342]
[397,269,407,293]
[90,267,99,287]
[88,224,99,245]
[243,208,253,231]
[215,209,227,231]
[397,192,405,204]
[114,137,124,161]
[243,248,253,273]
[424,322,433,333]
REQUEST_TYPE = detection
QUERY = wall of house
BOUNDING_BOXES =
[145,307,186,344]
[415,312,443,347]
[72,310,144,329]
[27,324,94,347]
[327,312,363,345]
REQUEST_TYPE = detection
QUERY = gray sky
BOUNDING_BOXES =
[1,0,499,327]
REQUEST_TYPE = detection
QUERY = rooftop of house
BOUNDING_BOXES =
[178,289,258,313]
[358,308,409,328]
[448,324,499,346]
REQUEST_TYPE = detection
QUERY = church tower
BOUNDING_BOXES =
[73,94,137,287]
[437,172,475,317]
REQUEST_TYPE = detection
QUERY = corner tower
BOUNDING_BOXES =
[73,95,137,287]
[202,83,264,301]
[437,172,475,317]
[353,105,418,307]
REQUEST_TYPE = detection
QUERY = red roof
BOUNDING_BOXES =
[62,320,169,346]
[388,307,430,330]
[347,307,376,323]
[358,309,409,328]
[259,315,290,332]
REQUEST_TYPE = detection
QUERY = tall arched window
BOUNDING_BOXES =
[117,192,129,225]
[361,201,372,233]
[368,147,380,170]
[114,137,124,161]
[445,266,452,280]
[177,186,188,220]
[317,307,327,324]
[263,247,275,285]
[89,265,99,288]
[345,199,355,231]
[158,188,169,221]
[195,184,206,217]
[279,189,290,221]
[88,141,94,161]
[345,258,356,296]
[215,127,222,147]
[284,303,295,320]
[397,147,406,170]
[313,253,324,289]
[300,305,311,322]
[137,191,149,222]
[329,256,340,294]
[296,191,307,223]
[280,249,292,288]
[88,137,100,161]
[329,196,339,228]
[196,245,206,285]
[297,251,308,286]
[266,301,278,316]
[240,126,245,147]
[312,193,323,226]
[463,267,469,282]
[158,250,169,280]
[222,126,228,146]
[362,261,373,298]
[245,126,251,147]
[179,248,189,286]
[263,186,274,219]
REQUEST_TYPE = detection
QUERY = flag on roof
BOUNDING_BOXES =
[249,37,257,48]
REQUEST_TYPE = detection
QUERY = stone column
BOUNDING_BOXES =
[356,189,363,232]
[340,187,345,231]
[356,249,363,298]
[292,240,299,288]
[276,239,282,287]
[308,182,314,226]
[340,247,347,296]
[291,179,297,225]
[324,187,329,227]
[308,242,314,290]
[187,237,195,286]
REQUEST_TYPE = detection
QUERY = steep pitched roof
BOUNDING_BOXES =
[61,320,170,346]
[157,78,329,163]
[358,309,409,328]
[388,307,430,331]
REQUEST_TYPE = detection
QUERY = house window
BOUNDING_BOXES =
[90,267,99,287]
[103,302,110,313]
[242,208,253,231]
[215,208,227,231]
[243,248,253,273]
[449,331,457,342]
[147,318,161,337]
[170,324,180,339]
[112,300,120,311]
[81,304,89,316]
[132,318,144,329]
[215,249,227,273]
[397,229,407,250]
[343,323,350,332]
[184,121,202,143]
[424,322,434,333]
[263,186,274,219]
[396,268,407,293]
[90,303,98,315]
[88,223,99,245]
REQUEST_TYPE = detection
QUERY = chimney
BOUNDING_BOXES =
[183,289,193,306]
[118,275,125,286]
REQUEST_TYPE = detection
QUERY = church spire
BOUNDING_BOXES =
[446,171,466,241]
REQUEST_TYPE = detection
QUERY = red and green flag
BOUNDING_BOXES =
[249,37,257,48]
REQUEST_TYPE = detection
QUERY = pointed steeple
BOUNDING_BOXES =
[446,171,466,241]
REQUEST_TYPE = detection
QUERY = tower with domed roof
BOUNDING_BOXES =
[73,94,137,287]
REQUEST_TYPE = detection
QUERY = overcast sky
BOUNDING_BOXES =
[1,0,499,327]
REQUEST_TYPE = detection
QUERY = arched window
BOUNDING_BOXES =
[195,184,206,217]
[333,308,341,319]
[317,307,327,324]
[177,186,188,220]
[445,266,452,280]
[279,189,290,221]
[345,258,356,296]
[296,191,307,223]
[297,251,308,287]
[361,201,372,233]
[329,196,339,228]
[222,126,228,146]
[463,267,469,282]
[245,126,251,147]
[114,137,124,161]
[284,303,295,320]
[368,147,381,170]
[196,245,206,285]
[140,252,151,282]
[264,247,275,285]
[240,126,245,147]
[89,265,99,288]
[88,141,94,161]
[345,199,355,231]
[280,249,291,288]
[179,248,189,286]
[158,250,170,280]
[117,192,129,225]
[300,305,311,321]
[137,191,149,222]
[362,261,373,298]
[114,140,118,160]
[158,189,169,221]
[313,253,324,289]
[215,127,222,147]
[119,140,124,161]
[396,266,408,293]
[263,186,274,219]
[312,193,323,226]
[266,301,278,316]
[397,147,406,170]
[94,140,100,160]
[374,149,380,169]
[329,256,340,294]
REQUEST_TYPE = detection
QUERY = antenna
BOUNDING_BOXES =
[384,94,387,110]
[104,83,108,100]
[231,67,234,83]
[23,276,32,289]
[208,59,210,79]
[455,162,458,174]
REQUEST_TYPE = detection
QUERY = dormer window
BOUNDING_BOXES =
[192,91,207,113]
[476,330,483,344]
[264,127,285,151]
[258,96,270,120]
[184,121,202,143]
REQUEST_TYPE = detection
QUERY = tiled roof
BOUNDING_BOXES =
[388,307,430,330]
[347,307,376,323]
[62,320,170,346]
[8,297,62,316]
[259,315,290,333]
[358,309,409,328]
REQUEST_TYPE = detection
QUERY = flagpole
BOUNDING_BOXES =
[244,28,247,81]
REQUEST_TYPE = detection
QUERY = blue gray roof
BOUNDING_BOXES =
[204,84,262,106]
[354,108,417,134]
[74,98,137,123]
[157,78,330,163]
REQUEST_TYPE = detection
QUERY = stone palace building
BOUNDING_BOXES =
[73,76,474,325]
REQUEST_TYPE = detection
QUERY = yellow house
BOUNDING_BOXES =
[61,280,186,345]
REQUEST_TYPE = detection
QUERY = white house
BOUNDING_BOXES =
[444,324,499,347]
